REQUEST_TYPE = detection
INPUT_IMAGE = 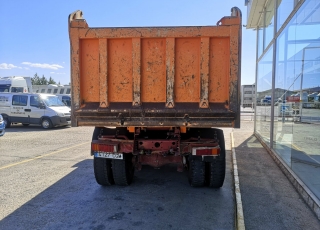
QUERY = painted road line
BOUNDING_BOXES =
[231,132,245,230]
[0,141,91,170]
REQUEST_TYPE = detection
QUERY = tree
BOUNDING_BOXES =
[39,75,48,85]
[31,73,41,85]
[31,73,57,85]
[48,77,56,84]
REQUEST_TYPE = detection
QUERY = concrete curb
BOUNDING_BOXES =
[231,132,245,230]
[255,134,320,220]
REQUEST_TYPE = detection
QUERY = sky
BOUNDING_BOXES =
[0,0,256,86]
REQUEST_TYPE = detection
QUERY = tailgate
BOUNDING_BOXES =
[69,8,242,128]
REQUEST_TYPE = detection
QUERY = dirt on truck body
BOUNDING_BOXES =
[69,8,242,187]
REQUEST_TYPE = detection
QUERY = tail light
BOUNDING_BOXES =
[192,147,220,156]
[91,143,118,153]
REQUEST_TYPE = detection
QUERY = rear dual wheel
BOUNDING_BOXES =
[188,156,225,188]
[94,155,134,186]
[188,128,226,188]
[205,157,225,188]
[206,129,226,188]
[188,157,206,187]
[94,157,115,186]
[92,127,134,186]
[112,154,134,186]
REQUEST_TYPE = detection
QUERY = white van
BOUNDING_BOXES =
[0,76,32,93]
[0,93,71,129]
[56,94,71,107]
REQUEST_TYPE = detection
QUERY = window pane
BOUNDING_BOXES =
[256,47,274,146]
[277,0,294,30]
[12,95,27,106]
[258,28,264,58]
[273,0,320,201]
[30,96,40,107]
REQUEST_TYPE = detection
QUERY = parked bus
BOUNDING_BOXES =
[32,85,71,107]
[32,84,71,95]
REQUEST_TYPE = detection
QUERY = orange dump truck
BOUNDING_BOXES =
[68,8,241,188]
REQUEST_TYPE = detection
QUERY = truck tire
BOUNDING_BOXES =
[205,129,226,188]
[92,127,115,186]
[41,118,52,129]
[94,157,115,186]
[112,154,134,186]
[205,157,226,188]
[188,157,205,187]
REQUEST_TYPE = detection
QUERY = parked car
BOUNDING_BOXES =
[0,114,5,136]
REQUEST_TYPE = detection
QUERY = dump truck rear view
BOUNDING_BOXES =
[68,8,241,187]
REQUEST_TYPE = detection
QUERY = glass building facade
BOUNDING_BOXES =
[247,0,320,211]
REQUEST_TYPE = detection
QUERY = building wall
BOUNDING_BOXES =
[241,84,255,107]
[248,0,320,209]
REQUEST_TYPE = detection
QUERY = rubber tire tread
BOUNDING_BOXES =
[4,117,11,128]
[112,154,134,186]
[188,158,206,187]
[41,118,52,129]
[93,157,115,186]
[92,127,115,186]
[206,129,226,188]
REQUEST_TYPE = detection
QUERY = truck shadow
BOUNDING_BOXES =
[0,157,235,230]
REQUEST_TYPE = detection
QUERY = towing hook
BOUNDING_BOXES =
[184,114,190,122]
[118,113,125,125]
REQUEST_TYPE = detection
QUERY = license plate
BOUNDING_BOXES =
[94,152,123,159]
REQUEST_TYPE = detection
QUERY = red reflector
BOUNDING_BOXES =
[195,148,220,156]
[91,143,116,152]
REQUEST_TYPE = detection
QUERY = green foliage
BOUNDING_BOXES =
[31,73,56,85]
[31,73,41,85]
[48,77,56,84]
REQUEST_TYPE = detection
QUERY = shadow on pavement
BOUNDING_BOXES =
[0,158,235,230]
[3,124,71,133]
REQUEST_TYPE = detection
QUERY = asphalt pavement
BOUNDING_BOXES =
[233,121,320,229]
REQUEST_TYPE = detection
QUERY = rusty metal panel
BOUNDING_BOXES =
[141,38,166,102]
[99,39,108,108]
[69,7,242,128]
[229,23,241,128]
[107,39,133,102]
[132,38,141,106]
[174,38,200,102]
[209,37,230,103]
[200,37,210,108]
[80,39,100,103]
[77,26,232,39]
[165,38,175,108]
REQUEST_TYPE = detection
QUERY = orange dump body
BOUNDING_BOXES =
[69,9,241,128]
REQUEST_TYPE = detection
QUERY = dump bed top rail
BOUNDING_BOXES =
[69,8,242,128]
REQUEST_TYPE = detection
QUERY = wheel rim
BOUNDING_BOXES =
[3,119,9,128]
[42,120,50,128]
